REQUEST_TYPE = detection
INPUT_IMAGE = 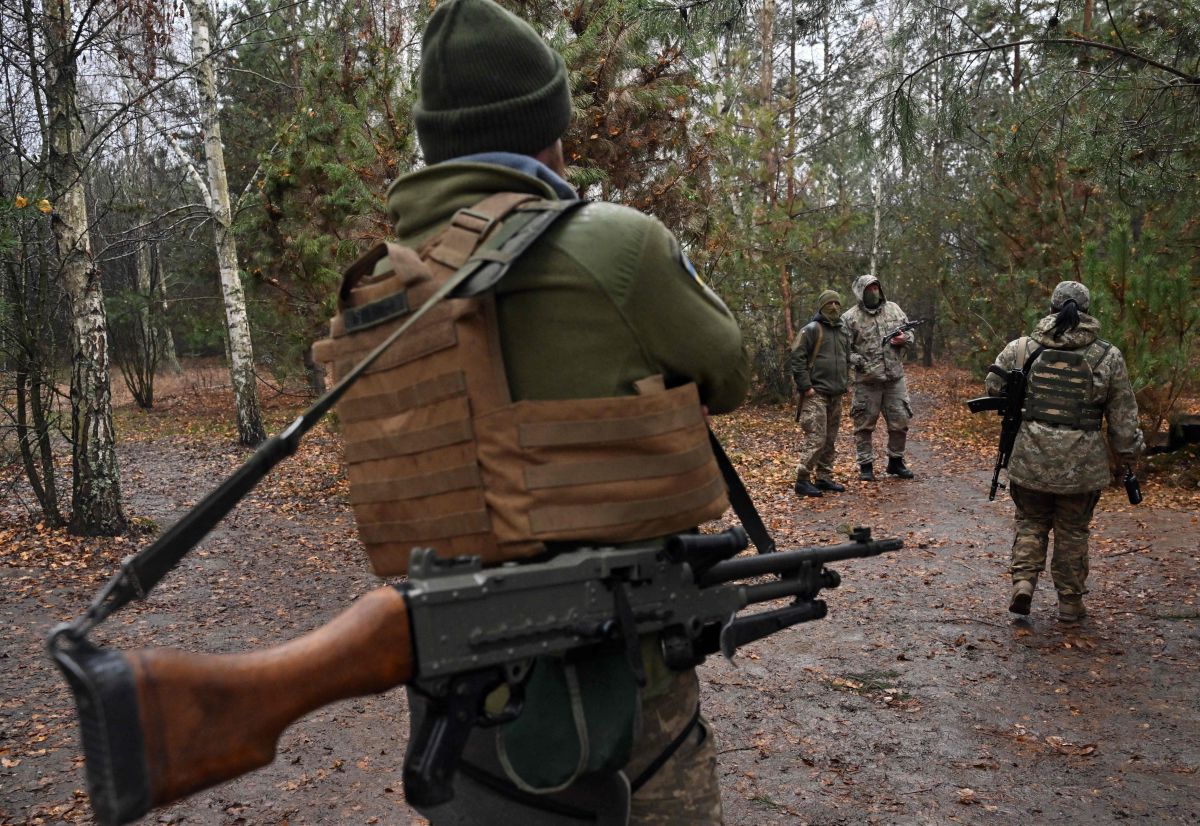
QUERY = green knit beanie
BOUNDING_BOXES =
[415,0,572,164]
[816,289,841,311]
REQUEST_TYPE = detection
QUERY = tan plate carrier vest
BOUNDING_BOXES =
[312,193,729,576]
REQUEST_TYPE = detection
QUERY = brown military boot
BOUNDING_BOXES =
[1058,595,1086,624]
[1008,580,1034,615]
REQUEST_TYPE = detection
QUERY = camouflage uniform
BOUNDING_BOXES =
[841,275,915,466]
[788,290,849,485]
[986,285,1144,603]
[394,1,746,816]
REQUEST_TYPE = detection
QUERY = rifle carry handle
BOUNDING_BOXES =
[49,586,413,826]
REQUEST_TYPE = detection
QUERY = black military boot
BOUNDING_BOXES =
[794,478,823,498]
[858,463,876,482]
[815,478,846,493]
[886,456,914,479]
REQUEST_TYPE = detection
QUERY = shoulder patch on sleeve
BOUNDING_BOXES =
[670,236,701,283]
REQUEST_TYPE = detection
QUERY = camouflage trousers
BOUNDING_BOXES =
[411,667,724,825]
[626,669,723,825]
[795,392,844,483]
[1009,482,1102,597]
[850,377,912,465]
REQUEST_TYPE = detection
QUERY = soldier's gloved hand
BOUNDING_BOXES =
[889,334,907,347]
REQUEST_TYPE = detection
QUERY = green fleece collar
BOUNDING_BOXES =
[385,162,560,244]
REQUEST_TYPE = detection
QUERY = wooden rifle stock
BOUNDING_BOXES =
[53,586,413,825]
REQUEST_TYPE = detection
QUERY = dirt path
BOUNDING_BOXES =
[706,389,1199,824]
[2,368,1197,825]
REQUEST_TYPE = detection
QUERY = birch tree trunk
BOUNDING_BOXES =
[43,0,127,535]
[152,241,182,373]
[188,0,265,445]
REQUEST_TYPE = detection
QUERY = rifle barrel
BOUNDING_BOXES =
[742,575,834,605]
[698,539,901,587]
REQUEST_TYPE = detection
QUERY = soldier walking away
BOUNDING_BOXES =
[789,289,850,497]
[842,275,916,481]
[386,0,748,822]
[986,281,1144,623]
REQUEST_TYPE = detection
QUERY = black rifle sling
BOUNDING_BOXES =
[1003,340,1045,445]
[52,199,586,642]
[708,428,777,555]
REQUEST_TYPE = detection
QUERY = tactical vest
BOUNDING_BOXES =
[1021,338,1111,432]
[312,193,729,576]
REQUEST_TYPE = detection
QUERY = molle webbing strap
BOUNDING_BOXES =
[343,416,474,464]
[518,405,701,447]
[477,382,729,552]
[359,510,492,543]
[422,197,527,271]
[335,371,468,425]
[322,323,459,381]
[528,476,727,535]
[523,441,715,490]
[349,464,481,505]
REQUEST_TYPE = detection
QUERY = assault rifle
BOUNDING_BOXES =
[965,348,1042,500]
[49,526,900,826]
[880,319,925,349]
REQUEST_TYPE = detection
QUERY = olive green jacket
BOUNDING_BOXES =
[986,314,1145,494]
[388,160,748,800]
[385,162,749,412]
[788,314,850,396]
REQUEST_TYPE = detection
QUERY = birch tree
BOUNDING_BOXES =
[42,0,127,534]
[186,0,265,445]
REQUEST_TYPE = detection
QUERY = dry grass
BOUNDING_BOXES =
[108,360,234,409]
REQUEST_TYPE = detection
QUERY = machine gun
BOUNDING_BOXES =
[880,319,926,349]
[49,525,900,825]
[46,210,902,824]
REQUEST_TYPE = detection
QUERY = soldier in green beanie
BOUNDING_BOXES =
[390,0,749,823]
[789,289,850,497]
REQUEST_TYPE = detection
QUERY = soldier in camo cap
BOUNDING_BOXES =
[985,281,1144,623]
